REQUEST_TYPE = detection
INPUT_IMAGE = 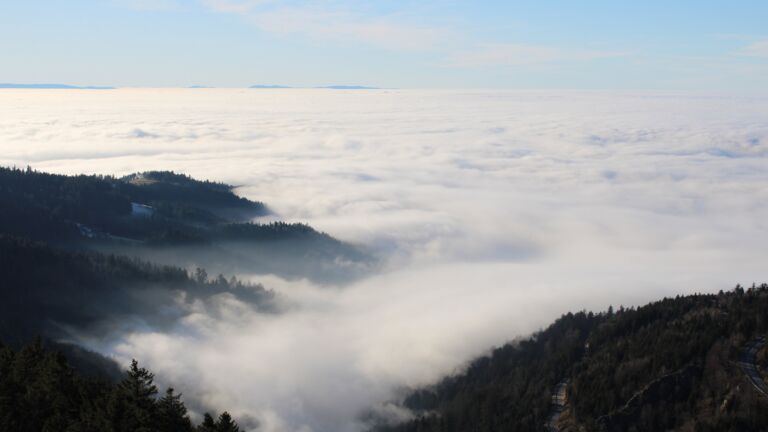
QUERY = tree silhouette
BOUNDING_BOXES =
[114,360,158,432]
[216,411,241,432]
[0,342,241,432]
[158,388,193,432]
[197,413,217,432]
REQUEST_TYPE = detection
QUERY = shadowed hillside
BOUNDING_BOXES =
[0,340,240,432]
[0,166,374,283]
[374,285,768,432]
[0,235,274,344]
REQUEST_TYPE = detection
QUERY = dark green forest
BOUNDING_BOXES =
[0,167,373,283]
[377,285,768,432]
[0,234,273,345]
[0,340,241,432]
[0,167,264,243]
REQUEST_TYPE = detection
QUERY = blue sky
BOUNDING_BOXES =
[2,0,767,89]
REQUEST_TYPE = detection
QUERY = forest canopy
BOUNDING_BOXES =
[0,339,241,432]
[375,284,768,432]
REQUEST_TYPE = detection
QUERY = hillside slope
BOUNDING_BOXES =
[0,340,241,431]
[0,167,374,283]
[376,285,768,432]
[0,235,273,345]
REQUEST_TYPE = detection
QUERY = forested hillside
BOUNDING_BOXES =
[0,340,241,432]
[0,235,273,345]
[0,167,375,429]
[0,167,373,283]
[377,285,768,432]
[0,167,263,243]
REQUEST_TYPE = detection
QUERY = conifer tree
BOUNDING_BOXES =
[158,387,193,432]
[0,341,241,432]
[216,411,240,432]
[197,413,217,432]
[115,359,158,432]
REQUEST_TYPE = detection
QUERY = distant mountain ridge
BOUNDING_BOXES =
[0,83,115,89]
[0,83,380,90]
[250,84,381,89]
[316,85,379,89]
[250,84,293,89]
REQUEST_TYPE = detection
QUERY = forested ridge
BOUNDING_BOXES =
[0,166,335,245]
[0,166,372,283]
[0,167,264,243]
[377,285,768,432]
[0,234,273,345]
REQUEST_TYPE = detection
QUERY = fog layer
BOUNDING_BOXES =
[2,89,768,431]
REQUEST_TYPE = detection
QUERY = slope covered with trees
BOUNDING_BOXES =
[376,285,768,432]
[0,167,263,243]
[0,166,373,283]
[0,166,375,429]
[0,340,240,432]
[0,235,273,345]
[0,167,264,230]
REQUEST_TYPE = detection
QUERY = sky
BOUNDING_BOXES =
[2,0,768,89]
[1,89,767,431]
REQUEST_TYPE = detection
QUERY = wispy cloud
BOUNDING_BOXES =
[199,1,626,69]
[114,0,184,11]
[447,43,626,67]
[200,0,268,14]
[737,39,768,58]
[200,0,446,51]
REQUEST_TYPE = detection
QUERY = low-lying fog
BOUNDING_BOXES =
[2,89,768,431]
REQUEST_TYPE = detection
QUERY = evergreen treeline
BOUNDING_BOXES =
[0,166,373,283]
[378,285,768,432]
[0,165,355,245]
[0,234,273,345]
[0,166,263,243]
[0,339,240,432]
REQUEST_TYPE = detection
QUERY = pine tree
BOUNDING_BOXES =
[197,413,217,432]
[0,341,243,432]
[157,388,193,432]
[216,412,240,432]
[115,359,158,432]
[0,344,15,428]
[195,268,208,284]
[38,350,79,432]
[11,339,47,432]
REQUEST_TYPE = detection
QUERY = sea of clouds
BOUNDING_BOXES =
[1,89,768,431]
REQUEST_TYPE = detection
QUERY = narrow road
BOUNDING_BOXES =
[738,336,768,397]
[545,380,568,432]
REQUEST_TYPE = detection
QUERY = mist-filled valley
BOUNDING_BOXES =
[2,89,768,432]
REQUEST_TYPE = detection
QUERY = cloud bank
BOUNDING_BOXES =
[1,89,768,431]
